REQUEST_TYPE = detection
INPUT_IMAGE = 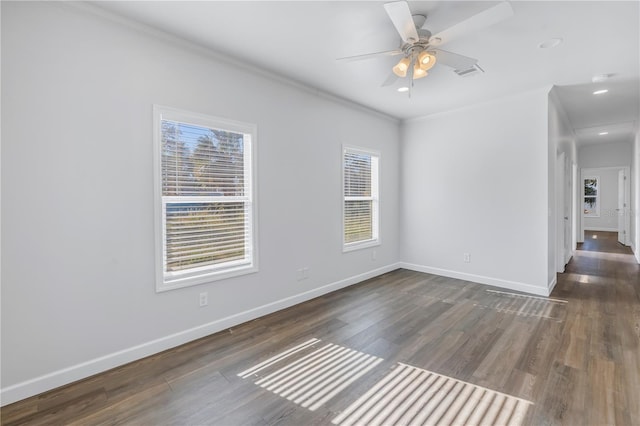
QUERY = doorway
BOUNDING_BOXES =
[580,166,630,246]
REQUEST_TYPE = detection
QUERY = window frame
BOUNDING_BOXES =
[342,146,380,252]
[583,175,600,218]
[153,105,258,292]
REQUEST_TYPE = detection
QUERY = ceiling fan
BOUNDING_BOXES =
[338,1,514,93]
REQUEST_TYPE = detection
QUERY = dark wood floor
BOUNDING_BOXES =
[579,230,635,255]
[2,231,639,425]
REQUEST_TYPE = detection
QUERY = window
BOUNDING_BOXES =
[343,147,379,251]
[154,106,257,291]
[583,176,599,217]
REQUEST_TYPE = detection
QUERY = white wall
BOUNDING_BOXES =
[578,141,632,169]
[1,2,401,403]
[400,88,551,296]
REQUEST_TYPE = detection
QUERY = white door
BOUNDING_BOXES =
[572,163,578,251]
[564,155,572,264]
[557,152,566,272]
[618,169,625,244]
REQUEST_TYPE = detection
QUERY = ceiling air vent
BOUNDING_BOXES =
[454,64,485,77]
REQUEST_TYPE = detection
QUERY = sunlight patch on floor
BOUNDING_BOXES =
[332,363,532,426]
[237,338,320,379]
[473,289,567,320]
[240,340,382,411]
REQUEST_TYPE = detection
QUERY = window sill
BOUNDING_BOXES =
[343,239,380,253]
[157,264,258,292]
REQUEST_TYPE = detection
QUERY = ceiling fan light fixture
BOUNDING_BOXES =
[418,51,437,71]
[413,62,427,79]
[392,57,411,77]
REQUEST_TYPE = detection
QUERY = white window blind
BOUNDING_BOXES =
[343,148,379,250]
[154,106,257,291]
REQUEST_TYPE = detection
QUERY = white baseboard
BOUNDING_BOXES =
[0,263,401,406]
[584,227,618,232]
[399,262,550,297]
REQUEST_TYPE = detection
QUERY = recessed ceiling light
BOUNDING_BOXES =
[538,38,563,49]
[593,89,609,95]
[397,87,409,93]
[599,131,609,136]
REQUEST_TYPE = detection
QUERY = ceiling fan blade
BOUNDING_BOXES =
[430,1,514,46]
[381,72,399,87]
[432,49,478,71]
[384,1,420,43]
[337,49,403,63]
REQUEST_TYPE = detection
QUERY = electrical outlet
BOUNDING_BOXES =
[372,250,377,261]
[463,253,471,263]
[199,292,208,307]
[297,267,309,281]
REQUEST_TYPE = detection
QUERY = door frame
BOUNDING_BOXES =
[564,155,573,264]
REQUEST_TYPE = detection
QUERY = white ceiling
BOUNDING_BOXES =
[94,1,639,144]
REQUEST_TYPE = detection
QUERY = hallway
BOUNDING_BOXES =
[548,230,640,424]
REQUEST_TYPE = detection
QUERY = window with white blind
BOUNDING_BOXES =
[153,106,257,291]
[343,147,380,251]
[583,176,600,217]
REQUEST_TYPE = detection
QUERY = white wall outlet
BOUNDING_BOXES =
[463,253,471,263]
[199,292,208,307]
[297,267,310,281]
[372,250,377,261]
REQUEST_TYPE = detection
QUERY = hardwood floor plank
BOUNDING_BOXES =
[472,317,538,387]
[67,382,171,426]
[532,361,576,425]
[588,356,616,426]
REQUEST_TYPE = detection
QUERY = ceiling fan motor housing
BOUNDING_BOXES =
[417,28,432,42]
[400,29,436,57]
